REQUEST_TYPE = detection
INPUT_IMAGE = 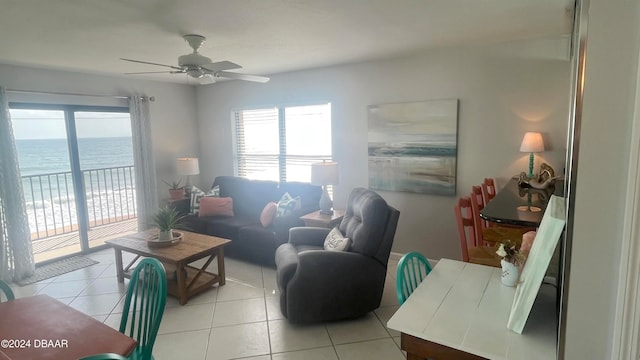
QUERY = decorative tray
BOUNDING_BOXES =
[147,231,184,248]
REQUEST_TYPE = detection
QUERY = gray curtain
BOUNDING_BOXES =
[0,86,35,281]
[129,96,159,230]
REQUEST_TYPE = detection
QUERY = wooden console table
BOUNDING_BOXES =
[387,259,557,359]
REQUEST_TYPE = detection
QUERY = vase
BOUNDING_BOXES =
[501,259,519,287]
[158,229,173,241]
[169,189,184,200]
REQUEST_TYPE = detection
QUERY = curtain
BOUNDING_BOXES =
[129,96,159,231]
[0,86,35,281]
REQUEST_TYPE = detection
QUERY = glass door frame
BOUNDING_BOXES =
[10,102,130,256]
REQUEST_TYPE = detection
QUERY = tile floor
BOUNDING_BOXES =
[6,249,405,360]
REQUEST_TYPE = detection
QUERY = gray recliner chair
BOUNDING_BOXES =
[275,187,400,323]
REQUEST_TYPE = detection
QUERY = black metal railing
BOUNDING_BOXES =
[22,165,137,240]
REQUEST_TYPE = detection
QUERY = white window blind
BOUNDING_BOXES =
[234,103,332,182]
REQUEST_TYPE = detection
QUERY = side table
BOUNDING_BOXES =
[300,209,345,228]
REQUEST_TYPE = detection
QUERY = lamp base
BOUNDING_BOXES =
[318,186,333,215]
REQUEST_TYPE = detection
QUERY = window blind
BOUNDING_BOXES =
[233,103,332,183]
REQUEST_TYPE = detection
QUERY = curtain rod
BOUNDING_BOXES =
[6,89,155,101]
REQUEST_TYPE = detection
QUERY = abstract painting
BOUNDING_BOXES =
[368,99,458,196]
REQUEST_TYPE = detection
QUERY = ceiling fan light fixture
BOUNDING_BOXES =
[186,68,205,78]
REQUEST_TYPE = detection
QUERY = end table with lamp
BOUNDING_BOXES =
[300,209,345,228]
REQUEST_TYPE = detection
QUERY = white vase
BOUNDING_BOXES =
[501,259,519,287]
[158,229,173,241]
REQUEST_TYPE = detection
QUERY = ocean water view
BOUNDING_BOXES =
[15,137,137,238]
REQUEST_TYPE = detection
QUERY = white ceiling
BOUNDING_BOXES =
[0,0,574,84]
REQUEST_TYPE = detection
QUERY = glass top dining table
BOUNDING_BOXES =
[480,178,565,228]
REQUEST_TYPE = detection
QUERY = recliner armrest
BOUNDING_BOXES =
[288,227,330,247]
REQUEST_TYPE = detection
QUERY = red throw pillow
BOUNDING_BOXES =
[198,197,234,217]
[260,202,278,227]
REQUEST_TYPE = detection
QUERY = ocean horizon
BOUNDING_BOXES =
[15,137,137,237]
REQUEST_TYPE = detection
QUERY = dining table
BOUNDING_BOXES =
[387,258,557,359]
[480,178,565,228]
[0,294,136,360]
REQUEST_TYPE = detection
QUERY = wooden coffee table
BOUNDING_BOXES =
[106,230,231,305]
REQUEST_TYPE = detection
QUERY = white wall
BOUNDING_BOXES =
[564,0,640,357]
[0,64,198,201]
[196,43,571,260]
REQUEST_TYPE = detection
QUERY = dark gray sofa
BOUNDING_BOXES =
[171,176,322,266]
[275,187,400,322]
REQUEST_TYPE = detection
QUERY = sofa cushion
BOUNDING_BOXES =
[199,197,234,217]
[201,215,257,241]
[278,182,321,209]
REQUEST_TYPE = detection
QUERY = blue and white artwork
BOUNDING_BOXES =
[368,99,458,196]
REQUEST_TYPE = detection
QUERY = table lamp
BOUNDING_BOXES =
[176,157,199,196]
[519,132,544,178]
[311,161,339,215]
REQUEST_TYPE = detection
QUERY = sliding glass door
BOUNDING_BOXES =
[10,104,137,263]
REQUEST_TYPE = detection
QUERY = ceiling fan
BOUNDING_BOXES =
[121,34,269,84]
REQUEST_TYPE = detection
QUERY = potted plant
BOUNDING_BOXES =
[163,179,184,200]
[152,206,187,241]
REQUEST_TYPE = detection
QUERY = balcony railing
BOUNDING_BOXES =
[22,165,137,241]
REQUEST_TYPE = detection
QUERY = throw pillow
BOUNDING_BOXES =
[198,197,234,217]
[190,185,220,215]
[323,227,351,252]
[260,202,278,227]
[276,192,301,217]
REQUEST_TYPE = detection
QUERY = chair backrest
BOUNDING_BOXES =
[470,186,489,244]
[338,187,400,266]
[454,196,478,262]
[396,252,432,305]
[80,353,129,360]
[0,280,15,302]
[119,258,167,360]
[482,178,497,204]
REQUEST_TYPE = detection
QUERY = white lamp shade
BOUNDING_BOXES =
[176,157,200,175]
[311,162,339,186]
[519,132,545,153]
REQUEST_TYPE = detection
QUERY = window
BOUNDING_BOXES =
[233,103,332,182]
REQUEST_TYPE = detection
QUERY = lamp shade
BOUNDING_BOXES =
[176,157,200,175]
[311,162,339,186]
[519,132,545,153]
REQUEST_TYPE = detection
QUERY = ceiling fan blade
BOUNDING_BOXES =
[120,58,183,70]
[201,61,242,72]
[125,71,174,75]
[215,71,270,83]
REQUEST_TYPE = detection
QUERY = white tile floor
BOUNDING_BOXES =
[6,249,405,360]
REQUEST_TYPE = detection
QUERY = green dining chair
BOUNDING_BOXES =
[80,354,128,360]
[396,252,432,305]
[119,257,167,360]
[0,280,15,302]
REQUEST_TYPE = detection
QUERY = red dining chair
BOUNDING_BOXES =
[454,197,501,267]
[470,186,529,247]
[481,178,497,205]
